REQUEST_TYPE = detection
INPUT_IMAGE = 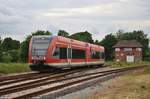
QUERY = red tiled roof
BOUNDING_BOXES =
[113,40,143,48]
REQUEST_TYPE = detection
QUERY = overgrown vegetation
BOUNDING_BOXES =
[105,61,150,68]
[0,63,30,74]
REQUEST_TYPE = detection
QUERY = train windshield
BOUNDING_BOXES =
[32,36,52,57]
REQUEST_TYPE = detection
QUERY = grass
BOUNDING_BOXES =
[0,61,149,74]
[87,67,150,99]
[105,61,150,68]
[0,63,31,74]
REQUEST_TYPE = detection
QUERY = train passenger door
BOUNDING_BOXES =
[67,44,72,67]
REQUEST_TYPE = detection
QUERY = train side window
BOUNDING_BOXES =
[91,50,100,59]
[52,46,60,59]
[52,46,67,59]
[60,47,67,59]
[72,49,85,59]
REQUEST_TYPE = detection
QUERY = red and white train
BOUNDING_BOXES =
[28,35,105,72]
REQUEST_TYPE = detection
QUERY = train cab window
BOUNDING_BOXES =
[91,50,100,59]
[52,46,60,59]
[52,46,67,59]
[72,49,85,59]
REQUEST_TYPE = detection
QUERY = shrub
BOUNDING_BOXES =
[0,63,30,74]
[1,54,13,63]
[8,50,19,62]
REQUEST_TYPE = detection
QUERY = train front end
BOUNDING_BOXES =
[28,35,52,72]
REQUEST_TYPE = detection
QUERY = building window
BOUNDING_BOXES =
[124,48,132,51]
[52,46,67,59]
[136,48,142,51]
[115,48,120,51]
[72,49,85,59]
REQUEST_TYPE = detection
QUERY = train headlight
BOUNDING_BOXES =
[43,57,46,60]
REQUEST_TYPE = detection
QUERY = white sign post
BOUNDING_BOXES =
[126,56,134,62]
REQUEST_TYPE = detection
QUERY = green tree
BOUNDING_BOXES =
[1,37,13,51]
[1,53,13,63]
[144,47,150,61]
[116,29,124,40]
[8,50,20,62]
[20,30,52,62]
[11,40,20,50]
[20,37,30,62]
[70,31,93,43]
[58,30,69,37]
[100,34,118,60]
[1,37,20,51]
[94,40,100,45]
[0,38,2,62]
[1,37,20,62]
[31,30,51,36]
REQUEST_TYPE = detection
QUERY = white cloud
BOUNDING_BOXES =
[0,0,149,41]
[42,5,114,18]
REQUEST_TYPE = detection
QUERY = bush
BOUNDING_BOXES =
[1,54,13,63]
[0,63,30,74]
[105,61,150,68]
[0,40,2,62]
[20,40,29,62]
[0,50,2,62]
[8,50,19,62]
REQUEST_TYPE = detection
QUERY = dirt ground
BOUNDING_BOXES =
[87,68,150,99]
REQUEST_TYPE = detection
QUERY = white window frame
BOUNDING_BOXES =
[124,48,132,51]
[136,48,142,51]
[115,48,120,51]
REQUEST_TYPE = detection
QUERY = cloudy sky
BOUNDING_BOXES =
[0,0,150,41]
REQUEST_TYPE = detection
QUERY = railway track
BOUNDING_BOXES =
[0,72,39,81]
[0,67,93,86]
[0,65,148,99]
[0,67,106,96]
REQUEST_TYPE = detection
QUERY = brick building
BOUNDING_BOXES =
[113,40,143,62]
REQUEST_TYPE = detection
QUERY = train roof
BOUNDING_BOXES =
[32,35,52,38]
[55,36,104,50]
[32,35,104,50]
